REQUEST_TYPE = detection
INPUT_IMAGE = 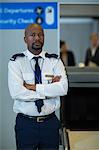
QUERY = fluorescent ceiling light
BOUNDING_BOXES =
[60,18,94,24]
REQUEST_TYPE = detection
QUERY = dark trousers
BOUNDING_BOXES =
[15,113,61,150]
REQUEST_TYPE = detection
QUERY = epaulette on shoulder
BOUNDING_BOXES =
[10,53,25,61]
[45,52,58,59]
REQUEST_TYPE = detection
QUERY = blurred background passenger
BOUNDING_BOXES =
[85,32,99,66]
[60,40,76,66]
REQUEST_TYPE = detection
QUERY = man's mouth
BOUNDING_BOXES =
[35,43,41,46]
[33,42,41,46]
[32,42,42,50]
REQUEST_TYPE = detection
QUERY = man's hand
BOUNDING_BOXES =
[52,76,61,83]
[23,81,36,91]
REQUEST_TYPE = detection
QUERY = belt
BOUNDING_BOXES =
[18,112,55,123]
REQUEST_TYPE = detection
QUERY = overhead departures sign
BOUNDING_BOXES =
[0,2,58,29]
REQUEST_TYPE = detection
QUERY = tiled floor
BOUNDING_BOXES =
[67,130,99,150]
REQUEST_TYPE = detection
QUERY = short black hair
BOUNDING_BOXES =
[25,23,44,37]
[60,40,65,48]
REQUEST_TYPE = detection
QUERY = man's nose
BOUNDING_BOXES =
[35,34,40,40]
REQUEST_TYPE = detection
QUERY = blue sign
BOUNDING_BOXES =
[0,2,58,29]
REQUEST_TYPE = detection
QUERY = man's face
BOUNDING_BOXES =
[90,34,98,47]
[61,44,67,53]
[24,25,44,53]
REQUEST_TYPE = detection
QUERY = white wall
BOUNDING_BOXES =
[60,21,93,64]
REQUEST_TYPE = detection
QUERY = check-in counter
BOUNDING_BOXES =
[61,67,99,130]
[67,66,99,87]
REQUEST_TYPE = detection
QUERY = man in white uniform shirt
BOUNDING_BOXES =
[85,32,99,66]
[8,23,68,150]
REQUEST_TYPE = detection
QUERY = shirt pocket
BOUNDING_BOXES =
[22,73,34,84]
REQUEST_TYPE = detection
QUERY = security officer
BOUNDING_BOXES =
[8,23,68,150]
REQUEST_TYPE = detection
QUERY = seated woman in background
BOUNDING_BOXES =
[60,40,76,66]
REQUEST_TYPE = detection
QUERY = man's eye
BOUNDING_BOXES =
[39,33,43,37]
[29,33,43,37]
[30,33,35,37]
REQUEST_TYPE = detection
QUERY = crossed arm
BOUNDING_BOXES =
[8,59,68,100]
[23,76,61,91]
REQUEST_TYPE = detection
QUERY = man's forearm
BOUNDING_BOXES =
[23,76,61,91]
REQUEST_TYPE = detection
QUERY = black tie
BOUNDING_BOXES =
[33,57,44,113]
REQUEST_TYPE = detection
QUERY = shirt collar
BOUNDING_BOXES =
[25,49,46,60]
